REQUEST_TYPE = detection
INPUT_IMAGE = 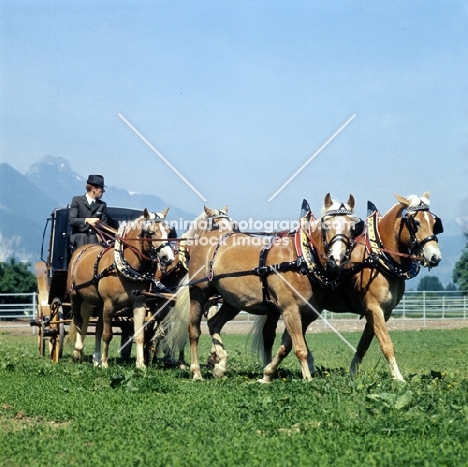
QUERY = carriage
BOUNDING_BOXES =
[31,206,167,363]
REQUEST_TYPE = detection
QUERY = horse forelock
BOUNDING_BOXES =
[407,194,430,211]
[181,208,230,239]
[321,199,354,218]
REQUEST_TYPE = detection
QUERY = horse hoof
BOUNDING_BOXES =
[257,378,273,384]
[212,366,226,379]
[72,351,83,362]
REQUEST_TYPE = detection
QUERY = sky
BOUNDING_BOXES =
[1,0,467,225]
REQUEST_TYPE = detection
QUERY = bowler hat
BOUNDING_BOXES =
[87,175,105,187]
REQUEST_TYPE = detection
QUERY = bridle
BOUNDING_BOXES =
[320,203,364,261]
[138,218,172,260]
[207,210,233,231]
[401,202,443,257]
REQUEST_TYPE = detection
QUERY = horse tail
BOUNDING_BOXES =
[161,273,190,355]
[250,315,267,360]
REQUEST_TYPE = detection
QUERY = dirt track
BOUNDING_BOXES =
[202,318,468,335]
[1,318,467,337]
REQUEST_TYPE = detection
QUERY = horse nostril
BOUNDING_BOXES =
[431,255,440,266]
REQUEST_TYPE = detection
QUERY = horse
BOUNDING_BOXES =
[257,192,443,382]
[167,193,363,381]
[66,208,175,368]
[146,205,236,367]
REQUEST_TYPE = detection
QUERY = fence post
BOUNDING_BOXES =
[423,290,426,327]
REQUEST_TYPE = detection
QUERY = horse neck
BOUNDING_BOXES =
[379,204,407,259]
[182,213,208,239]
[121,226,149,270]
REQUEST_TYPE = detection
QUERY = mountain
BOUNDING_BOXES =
[25,155,194,219]
[0,156,465,288]
[0,156,195,263]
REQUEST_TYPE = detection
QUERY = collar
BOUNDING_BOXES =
[86,194,95,205]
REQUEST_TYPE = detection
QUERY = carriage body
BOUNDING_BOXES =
[32,206,145,362]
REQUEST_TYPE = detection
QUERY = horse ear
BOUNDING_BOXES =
[143,208,149,218]
[347,194,355,210]
[160,207,170,218]
[324,193,332,209]
[394,194,410,207]
[422,191,430,199]
[204,205,215,217]
[223,205,228,213]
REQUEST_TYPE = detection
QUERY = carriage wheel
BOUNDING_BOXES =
[49,299,65,363]
[35,261,50,357]
[37,302,46,357]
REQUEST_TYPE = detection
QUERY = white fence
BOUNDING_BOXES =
[237,291,468,327]
[0,291,467,331]
[0,292,37,320]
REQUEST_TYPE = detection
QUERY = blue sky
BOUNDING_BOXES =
[1,0,467,224]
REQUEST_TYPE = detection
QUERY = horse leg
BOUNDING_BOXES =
[100,305,114,369]
[262,312,279,368]
[281,306,313,381]
[189,287,205,381]
[73,301,93,361]
[93,312,103,366]
[258,318,315,383]
[133,299,147,369]
[205,303,219,360]
[351,310,404,381]
[207,302,239,378]
[71,297,85,361]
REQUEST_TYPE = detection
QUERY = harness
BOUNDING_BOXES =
[363,200,442,279]
[294,214,342,289]
[365,207,420,280]
[114,222,164,288]
[69,245,116,293]
[70,217,169,294]
[193,207,358,309]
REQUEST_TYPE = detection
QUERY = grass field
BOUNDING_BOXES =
[1,328,467,466]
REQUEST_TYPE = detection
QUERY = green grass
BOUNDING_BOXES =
[1,329,467,466]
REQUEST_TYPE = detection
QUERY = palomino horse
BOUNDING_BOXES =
[67,208,175,368]
[168,194,362,381]
[147,205,235,367]
[258,192,443,382]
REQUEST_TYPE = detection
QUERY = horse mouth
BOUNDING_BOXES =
[324,260,344,277]
[160,257,174,266]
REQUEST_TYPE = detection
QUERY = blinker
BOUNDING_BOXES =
[433,216,443,235]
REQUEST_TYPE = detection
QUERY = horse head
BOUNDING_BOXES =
[139,208,175,266]
[203,205,239,233]
[318,193,363,274]
[394,192,443,268]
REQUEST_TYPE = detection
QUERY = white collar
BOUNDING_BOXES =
[86,194,95,205]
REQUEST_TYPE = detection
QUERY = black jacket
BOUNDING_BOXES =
[69,195,108,247]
